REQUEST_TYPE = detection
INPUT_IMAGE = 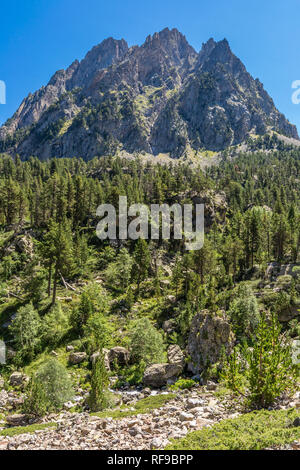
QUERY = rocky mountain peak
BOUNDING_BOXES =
[142,27,197,64]
[68,37,129,89]
[0,28,298,160]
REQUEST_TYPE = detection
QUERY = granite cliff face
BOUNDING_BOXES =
[0,28,298,160]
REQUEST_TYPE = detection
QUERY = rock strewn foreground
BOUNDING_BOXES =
[0,391,237,451]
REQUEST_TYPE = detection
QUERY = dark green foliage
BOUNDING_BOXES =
[0,151,298,415]
[88,354,109,412]
[221,313,298,408]
[130,317,165,366]
[9,303,41,361]
[23,359,74,416]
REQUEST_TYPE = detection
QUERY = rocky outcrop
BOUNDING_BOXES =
[15,235,34,257]
[187,310,235,374]
[3,234,34,258]
[175,189,228,230]
[0,29,297,161]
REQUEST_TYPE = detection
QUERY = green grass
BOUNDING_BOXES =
[23,347,70,376]
[93,393,176,419]
[0,422,57,437]
[165,409,300,450]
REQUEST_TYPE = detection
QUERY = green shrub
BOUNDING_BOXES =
[221,312,298,409]
[129,318,165,366]
[22,378,48,417]
[23,359,74,416]
[166,409,300,450]
[88,353,110,412]
[41,302,69,347]
[170,379,196,390]
[114,361,146,387]
[228,283,260,340]
[276,275,293,290]
[9,303,41,361]
[104,248,133,292]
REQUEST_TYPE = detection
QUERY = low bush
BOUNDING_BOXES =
[169,379,196,390]
[23,359,74,416]
[166,409,300,450]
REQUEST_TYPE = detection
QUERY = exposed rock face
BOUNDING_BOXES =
[187,310,235,374]
[15,235,34,257]
[108,347,130,368]
[2,233,34,258]
[143,363,182,388]
[69,352,87,365]
[176,189,228,230]
[167,345,185,369]
[0,28,297,161]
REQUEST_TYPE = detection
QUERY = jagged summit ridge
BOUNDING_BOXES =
[0,28,298,160]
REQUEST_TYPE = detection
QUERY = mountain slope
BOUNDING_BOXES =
[0,28,298,160]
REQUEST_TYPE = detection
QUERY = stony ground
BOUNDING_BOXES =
[0,389,240,450]
[0,387,299,451]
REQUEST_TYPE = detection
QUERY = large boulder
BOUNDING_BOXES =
[167,345,185,369]
[9,372,29,388]
[143,363,182,388]
[187,310,235,374]
[108,347,130,369]
[6,414,27,427]
[69,352,87,365]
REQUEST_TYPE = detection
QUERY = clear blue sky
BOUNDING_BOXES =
[1,0,300,132]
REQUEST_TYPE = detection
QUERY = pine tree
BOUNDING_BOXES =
[88,354,109,412]
[132,238,151,295]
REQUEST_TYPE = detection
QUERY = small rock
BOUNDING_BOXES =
[206,381,217,391]
[186,398,203,409]
[150,437,163,449]
[179,411,194,422]
[293,417,300,427]
[69,352,87,365]
[9,372,29,388]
